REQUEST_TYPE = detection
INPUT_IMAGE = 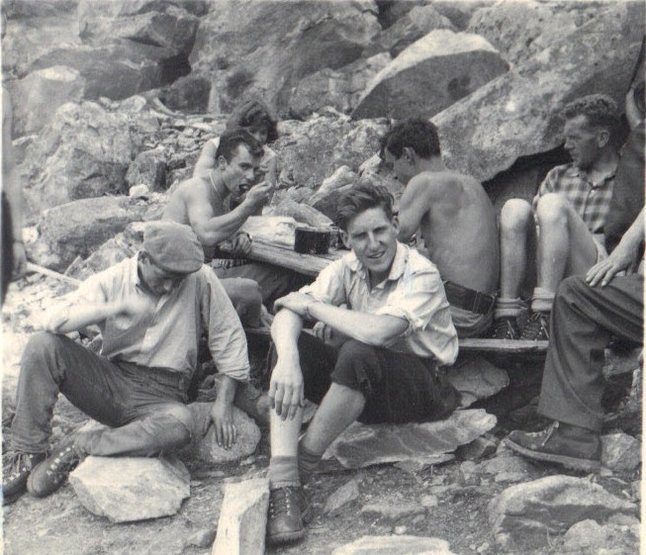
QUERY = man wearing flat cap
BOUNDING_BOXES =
[2,222,251,504]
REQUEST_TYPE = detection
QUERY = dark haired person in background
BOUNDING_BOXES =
[264,183,459,545]
[505,82,644,471]
[493,95,621,340]
[380,118,499,338]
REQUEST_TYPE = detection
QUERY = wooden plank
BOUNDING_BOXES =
[244,238,343,276]
[26,262,81,286]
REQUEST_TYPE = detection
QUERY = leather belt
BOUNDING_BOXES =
[443,281,495,315]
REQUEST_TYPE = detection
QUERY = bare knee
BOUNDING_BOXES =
[500,199,532,237]
[535,193,569,226]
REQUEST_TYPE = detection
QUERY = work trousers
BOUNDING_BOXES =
[538,275,644,432]
[11,332,195,456]
[270,332,460,424]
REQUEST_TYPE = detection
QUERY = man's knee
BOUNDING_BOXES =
[22,331,65,366]
[535,193,569,225]
[334,340,379,393]
[500,199,533,236]
[155,404,194,446]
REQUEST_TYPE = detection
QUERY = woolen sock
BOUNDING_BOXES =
[269,456,300,489]
[531,287,555,314]
[298,442,323,485]
[493,297,524,320]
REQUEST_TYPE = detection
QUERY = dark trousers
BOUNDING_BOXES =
[270,333,459,424]
[2,192,13,304]
[11,332,195,456]
[538,275,644,432]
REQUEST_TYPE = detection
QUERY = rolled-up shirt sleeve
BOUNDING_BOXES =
[200,270,250,382]
[298,258,347,306]
[373,265,449,339]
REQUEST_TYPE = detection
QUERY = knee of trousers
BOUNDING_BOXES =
[554,275,589,307]
[230,278,263,307]
[153,405,195,447]
[21,331,66,368]
[334,340,381,389]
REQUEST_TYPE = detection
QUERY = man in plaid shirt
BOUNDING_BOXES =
[492,95,620,340]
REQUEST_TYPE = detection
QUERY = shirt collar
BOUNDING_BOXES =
[347,242,408,284]
[566,162,617,187]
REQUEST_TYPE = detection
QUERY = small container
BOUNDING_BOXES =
[294,225,331,254]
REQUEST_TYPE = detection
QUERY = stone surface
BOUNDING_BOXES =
[126,146,168,192]
[289,53,391,118]
[601,432,641,472]
[332,535,456,554]
[28,195,165,271]
[190,0,381,116]
[560,519,640,554]
[367,4,455,57]
[433,2,644,183]
[183,403,261,465]
[360,501,426,523]
[352,30,508,120]
[324,409,496,469]
[19,101,158,216]
[488,475,638,551]
[447,355,509,408]
[456,434,498,461]
[9,66,86,137]
[78,0,201,56]
[212,477,269,555]
[70,455,190,523]
[273,113,389,190]
[324,478,361,515]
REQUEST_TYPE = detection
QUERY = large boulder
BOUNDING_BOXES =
[189,0,381,116]
[559,519,640,554]
[273,113,389,190]
[70,455,190,523]
[488,475,638,551]
[28,195,165,271]
[468,0,600,66]
[8,66,86,137]
[19,101,159,216]
[433,1,645,183]
[352,30,509,121]
[77,0,202,56]
[288,53,391,119]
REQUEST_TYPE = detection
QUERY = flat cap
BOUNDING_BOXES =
[143,221,204,274]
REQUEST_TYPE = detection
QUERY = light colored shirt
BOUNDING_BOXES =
[300,243,458,365]
[71,255,249,381]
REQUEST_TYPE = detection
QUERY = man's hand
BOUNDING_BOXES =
[243,181,273,209]
[268,355,304,421]
[586,242,635,287]
[12,242,27,278]
[210,399,237,450]
[231,232,252,256]
[313,321,348,349]
[273,292,314,317]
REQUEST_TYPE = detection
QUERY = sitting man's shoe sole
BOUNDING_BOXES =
[26,439,81,498]
[505,426,600,473]
[2,452,47,505]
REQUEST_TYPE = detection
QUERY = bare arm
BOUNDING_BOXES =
[210,374,239,449]
[193,139,219,178]
[397,175,450,242]
[3,90,27,277]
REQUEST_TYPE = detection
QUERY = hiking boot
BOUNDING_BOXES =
[266,486,311,546]
[505,421,601,472]
[26,438,82,498]
[520,311,550,341]
[2,451,46,505]
[491,316,520,340]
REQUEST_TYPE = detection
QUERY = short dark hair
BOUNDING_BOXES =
[562,94,620,137]
[336,182,394,231]
[215,128,264,162]
[225,99,278,143]
[380,118,441,161]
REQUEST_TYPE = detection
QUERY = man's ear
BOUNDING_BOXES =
[216,155,228,171]
[340,229,350,249]
[391,213,400,233]
[402,146,416,164]
[596,128,610,148]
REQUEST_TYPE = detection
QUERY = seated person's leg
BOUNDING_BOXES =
[523,194,599,339]
[218,277,263,327]
[451,305,493,339]
[493,199,534,339]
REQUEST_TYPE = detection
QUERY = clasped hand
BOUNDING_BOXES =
[268,357,305,421]
[273,292,313,317]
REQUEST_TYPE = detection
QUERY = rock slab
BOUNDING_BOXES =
[70,455,190,523]
[488,475,638,551]
[325,478,361,515]
[601,432,641,472]
[560,519,640,554]
[332,535,456,555]
[447,355,509,408]
[212,477,269,555]
[324,409,496,469]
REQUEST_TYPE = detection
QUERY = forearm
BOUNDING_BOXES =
[214,375,238,407]
[195,202,257,246]
[308,302,406,347]
[46,301,120,334]
[617,207,645,255]
[270,309,304,360]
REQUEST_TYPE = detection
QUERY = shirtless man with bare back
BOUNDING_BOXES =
[380,119,499,338]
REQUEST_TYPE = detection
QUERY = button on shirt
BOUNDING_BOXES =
[69,256,250,381]
[299,243,458,365]
[533,162,616,235]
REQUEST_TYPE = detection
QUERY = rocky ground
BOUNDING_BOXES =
[2,273,641,555]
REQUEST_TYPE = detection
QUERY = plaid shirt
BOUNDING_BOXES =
[533,163,616,234]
